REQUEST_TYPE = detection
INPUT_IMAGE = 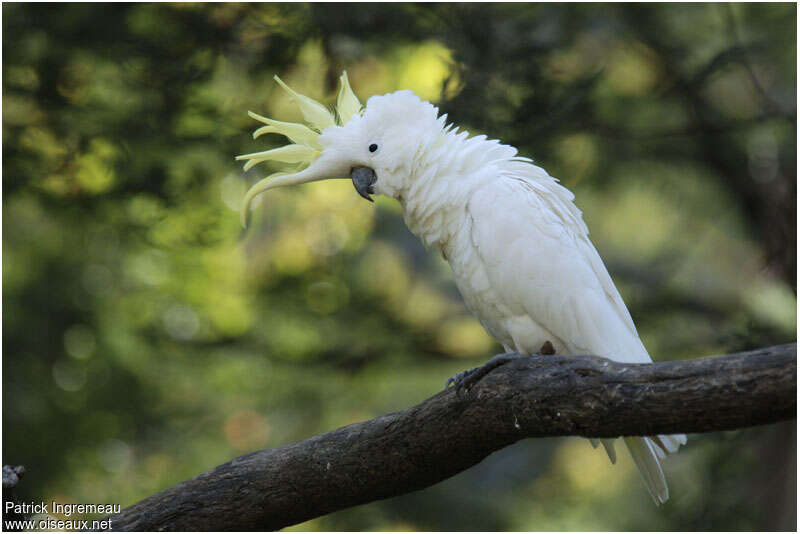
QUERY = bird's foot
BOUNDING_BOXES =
[445,352,526,395]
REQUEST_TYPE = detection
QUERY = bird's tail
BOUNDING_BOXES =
[623,435,686,505]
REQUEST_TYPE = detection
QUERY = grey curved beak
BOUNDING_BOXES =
[351,167,377,202]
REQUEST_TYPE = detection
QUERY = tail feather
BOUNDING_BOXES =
[624,436,670,505]
[601,439,617,464]
[654,433,687,454]
[590,438,619,464]
[591,433,685,504]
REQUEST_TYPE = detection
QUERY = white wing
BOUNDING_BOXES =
[464,164,685,504]
[466,166,651,364]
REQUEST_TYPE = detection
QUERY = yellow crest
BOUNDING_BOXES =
[237,72,362,226]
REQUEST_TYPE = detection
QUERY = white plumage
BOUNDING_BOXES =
[239,75,686,504]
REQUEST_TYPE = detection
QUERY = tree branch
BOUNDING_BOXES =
[103,343,796,531]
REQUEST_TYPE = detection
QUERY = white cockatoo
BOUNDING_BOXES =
[238,72,686,504]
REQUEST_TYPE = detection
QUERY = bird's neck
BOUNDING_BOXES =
[396,125,519,250]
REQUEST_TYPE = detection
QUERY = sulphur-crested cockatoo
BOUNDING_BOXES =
[238,72,686,504]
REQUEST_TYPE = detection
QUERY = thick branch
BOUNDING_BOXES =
[104,344,796,531]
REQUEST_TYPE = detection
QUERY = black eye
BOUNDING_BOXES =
[369,143,378,153]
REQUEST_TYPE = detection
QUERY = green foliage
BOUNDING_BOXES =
[3,3,795,530]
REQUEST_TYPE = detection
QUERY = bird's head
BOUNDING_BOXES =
[238,73,441,227]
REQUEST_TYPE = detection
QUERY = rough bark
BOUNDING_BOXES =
[103,343,796,531]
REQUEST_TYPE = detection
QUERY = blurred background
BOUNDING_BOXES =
[2,3,796,531]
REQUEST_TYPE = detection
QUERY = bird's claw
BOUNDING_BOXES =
[445,368,480,394]
[444,352,524,395]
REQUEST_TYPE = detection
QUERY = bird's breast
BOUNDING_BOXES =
[438,215,518,349]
